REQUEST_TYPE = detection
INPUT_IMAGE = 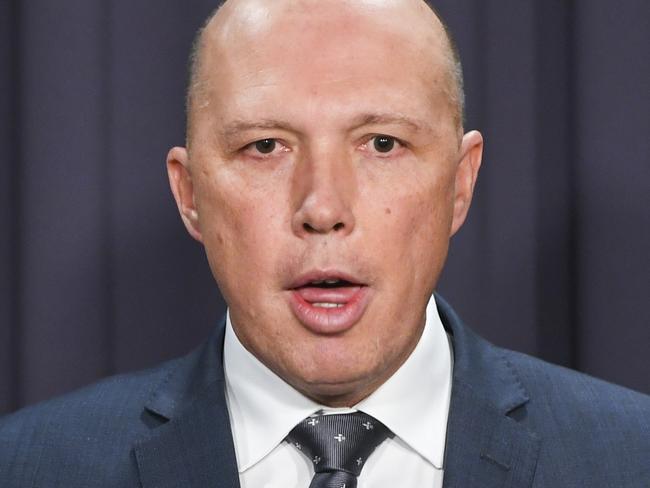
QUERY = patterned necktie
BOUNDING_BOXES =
[286,411,391,488]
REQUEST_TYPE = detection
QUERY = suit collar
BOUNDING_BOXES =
[436,294,540,488]
[142,321,227,421]
[134,319,241,488]
[437,294,530,414]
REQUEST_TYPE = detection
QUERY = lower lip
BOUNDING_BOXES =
[288,286,371,334]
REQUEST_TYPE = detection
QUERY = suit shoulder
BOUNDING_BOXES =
[494,348,650,485]
[0,354,188,485]
[2,355,182,430]
[502,347,650,434]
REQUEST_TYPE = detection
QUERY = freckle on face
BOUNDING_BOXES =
[385,208,392,215]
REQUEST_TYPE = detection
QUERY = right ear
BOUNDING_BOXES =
[167,146,203,242]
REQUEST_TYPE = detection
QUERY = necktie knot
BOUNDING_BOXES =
[287,411,391,487]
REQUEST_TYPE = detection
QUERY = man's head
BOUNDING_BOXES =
[167,0,483,406]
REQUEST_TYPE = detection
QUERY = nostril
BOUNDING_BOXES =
[301,221,345,234]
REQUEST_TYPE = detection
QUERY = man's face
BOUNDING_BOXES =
[169,0,482,405]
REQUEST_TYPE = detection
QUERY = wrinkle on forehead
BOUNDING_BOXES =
[188,0,460,145]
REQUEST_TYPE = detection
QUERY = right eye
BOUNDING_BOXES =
[253,139,277,154]
[240,138,290,159]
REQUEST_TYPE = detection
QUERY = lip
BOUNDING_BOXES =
[287,269,365,289]
[286,269,371,335]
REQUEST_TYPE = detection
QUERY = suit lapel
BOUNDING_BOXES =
[133,321,241,488]
[134,381,240,488]
[442,382,540,488]
[436,295,541,488]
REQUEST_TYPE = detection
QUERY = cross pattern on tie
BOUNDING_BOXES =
[286,411,391,488]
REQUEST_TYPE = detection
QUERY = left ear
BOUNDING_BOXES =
[450,130,483,236]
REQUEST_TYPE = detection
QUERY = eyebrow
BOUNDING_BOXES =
[218,112,431,142]
[219,119,295,141]
[349,113,431,133]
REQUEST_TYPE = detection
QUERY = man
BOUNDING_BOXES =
[1,0,648,487]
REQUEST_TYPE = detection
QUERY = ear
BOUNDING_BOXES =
[450,130,483,236]
[167,146,203,242]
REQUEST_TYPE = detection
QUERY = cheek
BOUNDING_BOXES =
[412,179,455,245]
[364,166,455,284]
[194,168,288,296]
[375,170,453,240]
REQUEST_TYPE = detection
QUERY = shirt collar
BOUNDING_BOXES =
[223,295,452,472]
[356,295,452,469]
[223,312,322,472]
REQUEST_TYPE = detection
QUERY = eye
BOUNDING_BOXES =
[373,135,396,153]
[254,138,277,154]
[358,134,405,158]
[241,138,289,159]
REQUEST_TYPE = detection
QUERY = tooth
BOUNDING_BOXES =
[312,302,344,308]
[324,279,340,284]
[311,280,324,285]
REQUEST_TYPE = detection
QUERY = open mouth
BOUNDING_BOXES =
[302,278,356,288]
[287,272,371,333]
[293,279,361,307]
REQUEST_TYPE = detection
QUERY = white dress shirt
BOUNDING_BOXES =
[223,295,453,488]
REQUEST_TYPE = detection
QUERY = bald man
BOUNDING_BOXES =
[1,1,649,487]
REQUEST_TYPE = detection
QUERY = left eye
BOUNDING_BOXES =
[373,135,395,152]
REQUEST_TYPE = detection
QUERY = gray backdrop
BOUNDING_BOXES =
[1,0,649,415]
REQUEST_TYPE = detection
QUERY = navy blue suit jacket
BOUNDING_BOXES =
[1,296,649,487]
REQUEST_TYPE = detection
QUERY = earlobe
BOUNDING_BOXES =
[167,146,203,243]
[450,130,483,236]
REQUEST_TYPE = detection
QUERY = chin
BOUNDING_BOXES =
[297,375,374,406]
[289,354,381,402]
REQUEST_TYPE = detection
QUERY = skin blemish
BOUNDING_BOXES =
[385,207,392,215]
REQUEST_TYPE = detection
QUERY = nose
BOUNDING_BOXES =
[291,148,356,237]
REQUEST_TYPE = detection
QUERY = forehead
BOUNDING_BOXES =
[192,0,452,135]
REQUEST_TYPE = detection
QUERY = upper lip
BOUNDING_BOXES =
[287,269,366,289]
